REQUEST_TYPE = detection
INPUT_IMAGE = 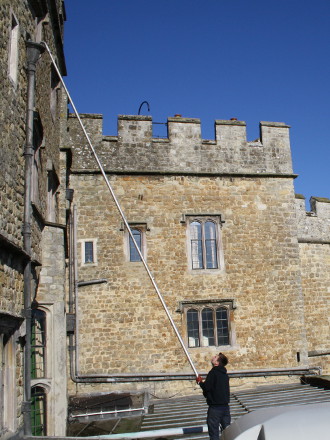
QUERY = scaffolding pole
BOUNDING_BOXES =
[42,42,199,378]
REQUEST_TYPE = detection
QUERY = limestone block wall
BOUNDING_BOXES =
[67,115,294,176]
[295,196,330,374]
[36,226,67,436]
[73,174,304,369]
[67,115,307,397]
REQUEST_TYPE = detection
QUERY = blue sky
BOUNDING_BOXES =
[64,0,330,205]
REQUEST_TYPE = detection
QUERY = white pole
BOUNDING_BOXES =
[42,42,199,378]
[91,425,208,439]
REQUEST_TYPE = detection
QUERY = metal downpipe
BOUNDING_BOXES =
[23,41,45,435]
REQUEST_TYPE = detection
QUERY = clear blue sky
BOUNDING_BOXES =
[64,0,330,205]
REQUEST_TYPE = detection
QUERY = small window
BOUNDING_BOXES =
[80,239,97,266]
[129,229,142,262]
[124,224,148,262]
[85,241,94,263]
[184,302,232,348]
[31,309,46,379]
[31,386,47,436]
[8,13,19,84]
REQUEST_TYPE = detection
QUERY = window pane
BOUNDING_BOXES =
[205,222,218,269]
[187,309,200,347]
[201,308,215,346]
[129,229,142,261]
[216,307,229,345]
[31,310,46,379]
[84,241,94,263]
[31,387,46,436]
[190,222,203,269]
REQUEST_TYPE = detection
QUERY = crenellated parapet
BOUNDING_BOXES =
[295,195,330,243]
[67,114,294,176]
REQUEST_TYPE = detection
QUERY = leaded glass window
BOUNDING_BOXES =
[216,307,229,345]
[201,308,215,346]
[187,309,200,347]
[189,220,219,269]
[31,386,46,436]
[186,305,230,348]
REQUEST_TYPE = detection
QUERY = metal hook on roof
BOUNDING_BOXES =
[138,101,150,115]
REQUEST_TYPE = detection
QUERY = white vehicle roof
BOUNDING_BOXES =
[221,402,330,440]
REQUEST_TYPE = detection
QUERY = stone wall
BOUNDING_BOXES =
[67,115,308,398]
[0,0,68,436]
[296,196,330,374]
[67,115,294,176]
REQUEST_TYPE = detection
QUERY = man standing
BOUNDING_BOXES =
[196,353,231,440]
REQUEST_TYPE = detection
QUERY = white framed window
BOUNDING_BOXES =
[80,239,98,266]
[183,215,224,270]
[8,13,19,85]
[181,300,235,348]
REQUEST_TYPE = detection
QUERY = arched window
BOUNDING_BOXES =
[185,304,231,348]
[31,386,47,435]
[190,220,219,269]
[129,228,142,262]
[31,309,46,379]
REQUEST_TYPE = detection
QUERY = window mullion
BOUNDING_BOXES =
[198,309,203,347]
[213,307,218,346]
[201,222,206,269]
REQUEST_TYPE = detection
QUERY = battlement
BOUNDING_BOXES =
[295,195,330,243]
[67,114,294,175]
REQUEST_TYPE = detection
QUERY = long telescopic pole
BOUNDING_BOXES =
[42,42,199,378]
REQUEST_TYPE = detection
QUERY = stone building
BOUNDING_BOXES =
[64,113,330,404]
[1,1,330,437]
[0,0,69,437]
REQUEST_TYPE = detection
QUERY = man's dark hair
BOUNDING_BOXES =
[218,352,228,366]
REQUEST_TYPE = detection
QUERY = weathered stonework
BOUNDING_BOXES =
[65,114,326,400]
[295,196,330,374]
[0,0,68,437]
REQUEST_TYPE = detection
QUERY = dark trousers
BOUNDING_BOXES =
[207,405,231,440]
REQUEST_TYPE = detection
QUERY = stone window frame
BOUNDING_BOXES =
[31,308,47,379]
[121,222,149,263]
[179,299,236,349]
[80,238,98,266]
[182,214,225,272]
[8,11,19,86]
[50,64,60,121]
[46,167,59,222]
[1,332,17,433]
[31,112,44,207]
